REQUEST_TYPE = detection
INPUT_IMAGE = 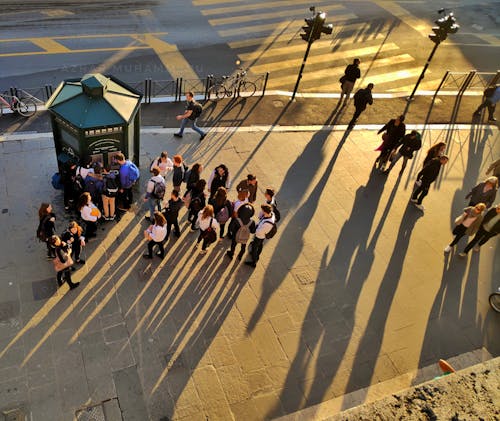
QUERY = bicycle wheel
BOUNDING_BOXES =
[207,85,226,101]
[489,293,500,313]
[238,81,257,98]
[15,97,37,117]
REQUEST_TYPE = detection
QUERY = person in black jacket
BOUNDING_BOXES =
[348,83,374,128]
[386,130,422,175]
[209,187,233,239]
[163,190,184,239]
[188,179,207,230]
[38,203,56,259]
[410,155,449,211]
[50,235,79,289]
[375,115,406,170]
[226,203,256,261]
[61,221,86,266]
[460,203,500,256]
[339,58,361,106]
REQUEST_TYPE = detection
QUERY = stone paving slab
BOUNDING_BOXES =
[0,126,498,420]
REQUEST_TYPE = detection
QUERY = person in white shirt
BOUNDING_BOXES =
[143,211,167,259]
[245,204,275,268]
[77,192,100,239]
[144,166,166,222]
[150,151,173,177]
[195,205,219,254]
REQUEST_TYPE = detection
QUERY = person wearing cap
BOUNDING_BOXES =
[236,174,258,203]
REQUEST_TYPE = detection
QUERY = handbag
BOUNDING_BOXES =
[202,218,217,244]
[53,250,73,272]
[339,75,347,85]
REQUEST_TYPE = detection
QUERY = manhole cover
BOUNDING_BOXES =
[292,269,315,286]
[75,404,105,421]
[31,278,57,301]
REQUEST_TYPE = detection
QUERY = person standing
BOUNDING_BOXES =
[236,174,258,204]
[163,190,183,239]
[226,203,255,261]
[101,168,119,221]
[61,221,86,265]
[386,130,422,175]
[459,203,500,256]
[339,58,361,106]
[348,83,374,128]
[38,203,56,259]
[444,203,486,253]
[465,176,498,208]
[195,205,219,255]
[116,153,140,211]
[172,155,186,193]
[209,186,233,239]
[375,115,406,171]
[207,164,231,199]
[150,151,173,177]
[50,235,79,289]
[78,192,100,239]
[143,211,167,259]
[174,91,206,140]
[410,155,449,211]
[144,166,166,222]
[245,204,276,268]
[422,142,446,168]
[188,179,207,231]
[473,85,499,122]
[486,158,500,179]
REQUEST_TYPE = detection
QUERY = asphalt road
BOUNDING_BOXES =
[0,0,499,94]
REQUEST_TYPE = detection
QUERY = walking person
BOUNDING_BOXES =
[375,115,406,171]
[207,164,231,199]
[226,203,255,261]
[188,179,207,230]
[209,186,233,240]
[174,91,206,140]
[116,153,140,211]
[50,235,79,289]
[163,190,183,239]
[348,83,374,128]
[486,157,500,179]
[144,166,166,222]
[473,85,499,122]
[245,204,276,268]
[465,176,498,208]
[101,168,119,220]
[386,130,422,175]
[236,174,258,204]
[444,203,486,253]
[339,58,361,106]
[172,155,186,193]
[37,203,56,259]
[459,203,500,256]
[143,211,167,259]
[61,221,86,265]
[195,205,219,255]
[150,151,173,177]
[410,155,449,211]
[422,142,446,168]
[77,192,100,239]
[183,162,203,207]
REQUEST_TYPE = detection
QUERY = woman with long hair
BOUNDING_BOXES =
[38,202,56,259]
[143,211,167,259]
[195,205,219,254]
[209,186,233,239]
[445,203,486,253]
[422,142,446,168]
[77,192,100,239]
[188,179,207,230]
[61,221,86,265]
[207,164,231,199]
[50,235,79,289]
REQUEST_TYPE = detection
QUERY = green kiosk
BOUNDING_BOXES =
[46,73,142,170]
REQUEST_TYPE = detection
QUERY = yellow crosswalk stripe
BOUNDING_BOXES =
[41,9,74,17]
[208,4,345,26]
[217,13,357,38]
[268,54,415,87]
[249,43,400,74]
[0,46,150,58]
[201,0,335,16]
[362,68,426,86]
[30,38,71,54]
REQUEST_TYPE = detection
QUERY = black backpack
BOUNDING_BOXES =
[182,164,191,183]
[190,196,203,212]
[191,102,203,119]
[263,220,277,239]
[104,174,119,197]
[151,178,166,200]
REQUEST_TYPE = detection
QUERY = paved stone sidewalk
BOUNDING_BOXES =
[0,125,498,420]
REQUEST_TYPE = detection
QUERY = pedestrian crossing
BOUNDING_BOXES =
[195,0,445,93]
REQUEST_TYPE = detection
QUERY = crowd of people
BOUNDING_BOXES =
[39,152,281,289]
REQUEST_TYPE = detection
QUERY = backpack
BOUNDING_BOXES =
[150,157,160,173]
[190,196,203,212]
[126,161,140,187]
[104,174,119,197]
[151,178,166,200]
[191,102,203,119]
[216,203,231,224]
[484,87,495,98]
[263,220,277,239]
[36,217,48,242]
[234,218,251,244]
[73,168,85,195]
[51,173,63,190]
[203,218,217,244]
[182,164,191,183]
[85,177,100,201]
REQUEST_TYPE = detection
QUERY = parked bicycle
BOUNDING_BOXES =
[207,62,257,101]
[0,91,37,117]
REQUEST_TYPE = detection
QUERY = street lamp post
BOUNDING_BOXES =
[403,9,459,116]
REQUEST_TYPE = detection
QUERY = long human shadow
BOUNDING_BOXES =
[341,205,422,407]
[265,167,392,417]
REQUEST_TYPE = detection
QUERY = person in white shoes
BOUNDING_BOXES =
[459,203,500,256]
[444,203,486,253]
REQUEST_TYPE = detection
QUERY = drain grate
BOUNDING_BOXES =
[75,404,105,421]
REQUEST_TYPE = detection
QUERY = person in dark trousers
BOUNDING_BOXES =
[339,58,361,106]
[38,203,56,259]
[209,186,233,239]
[227,203,256,261]
[207,164,231,199]
[444,203,486,253]
[411,155,449,211]
[422,142,446,168]
[188,179,207,230]
[50,235,79,289]
[116,153,136,211]
[459,203,500,256]
[61,221,86,266]
[348,83,374,128]
[465,176,498,208]
[172,154,186,193]
[60,160,77,211]
[185,162,203,193]
[143,211,167,259]
[386,130,422,175]
[375,115,406,171]
[473,85,499,121]
[236,174,258,204]
[163,190,183,239]
[174,91,206,140]
[245,204,275,268]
